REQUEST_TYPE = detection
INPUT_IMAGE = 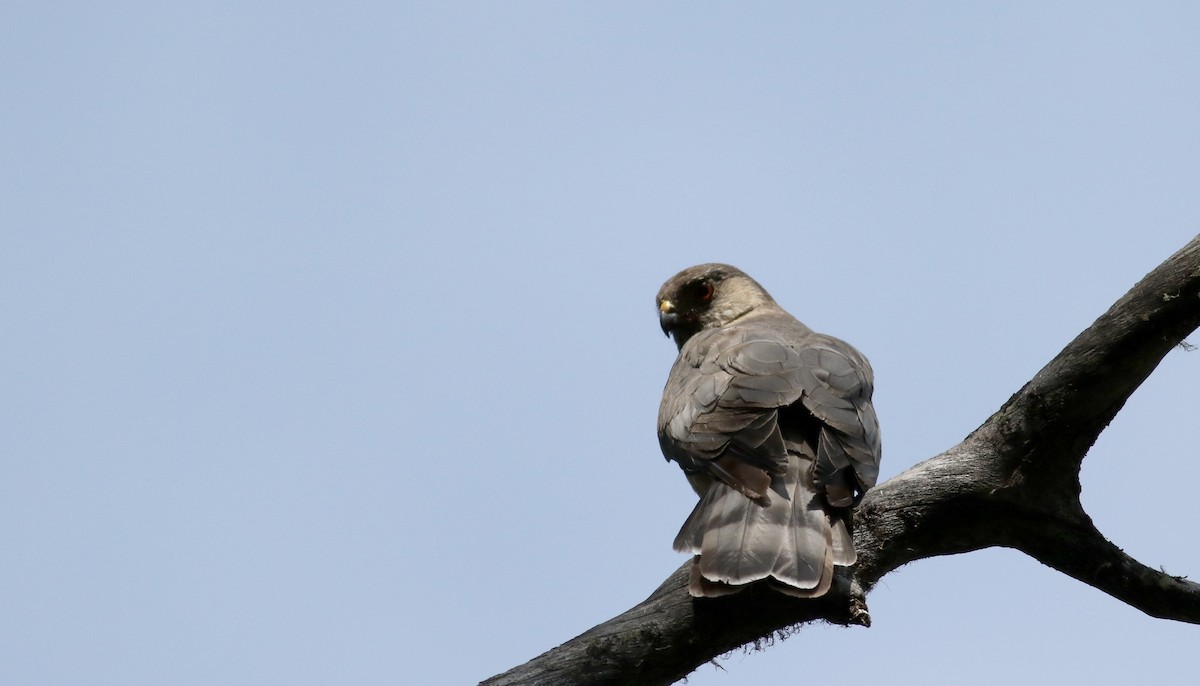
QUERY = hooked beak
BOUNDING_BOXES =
[658,299,678,336]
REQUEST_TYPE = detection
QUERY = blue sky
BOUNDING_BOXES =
[2,3,1198,684]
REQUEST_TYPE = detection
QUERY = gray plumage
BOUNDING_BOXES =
[656,263,881,598]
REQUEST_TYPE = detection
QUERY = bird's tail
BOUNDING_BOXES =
[672,453,854,598]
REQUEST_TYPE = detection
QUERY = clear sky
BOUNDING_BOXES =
[2,3,1198,685]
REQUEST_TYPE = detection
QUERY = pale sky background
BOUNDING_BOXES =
[2,3,1198,685]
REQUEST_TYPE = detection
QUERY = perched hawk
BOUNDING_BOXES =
[656,264,881,598]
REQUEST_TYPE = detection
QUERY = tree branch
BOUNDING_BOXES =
[1013,509,1200,623]
[482,235,1200,686]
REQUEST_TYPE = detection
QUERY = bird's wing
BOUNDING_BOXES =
[661,324,881,504]
[790,334,882,500]
[659,328,805,500]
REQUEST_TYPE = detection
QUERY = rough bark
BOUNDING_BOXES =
[482,235,1200,686]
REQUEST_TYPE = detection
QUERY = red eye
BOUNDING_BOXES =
[686,279,715,303]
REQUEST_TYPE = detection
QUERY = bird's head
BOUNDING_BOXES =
[656,263,775,349]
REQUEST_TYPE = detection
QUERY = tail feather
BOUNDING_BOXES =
[674,453,851,597]
[830,517,856,566]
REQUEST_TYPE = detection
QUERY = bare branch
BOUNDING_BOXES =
[481,566,864,686]
[1012,508,1200,623]
[981,234,1200,483]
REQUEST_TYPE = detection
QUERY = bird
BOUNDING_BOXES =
[656,263,881,598]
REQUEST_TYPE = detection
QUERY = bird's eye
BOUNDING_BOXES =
[691,281,714,302]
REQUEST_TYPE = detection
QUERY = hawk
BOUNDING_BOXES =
[656,264,881,598]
